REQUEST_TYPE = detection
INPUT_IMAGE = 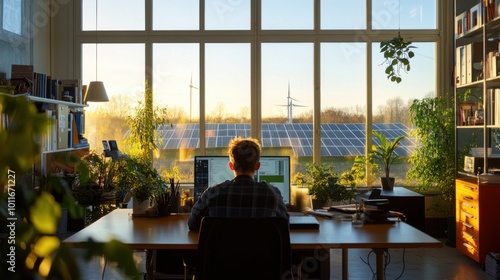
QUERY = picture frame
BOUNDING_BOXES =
[456,11,468,38]
[470,3,482,32]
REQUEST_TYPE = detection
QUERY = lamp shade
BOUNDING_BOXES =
[85,81,109,102]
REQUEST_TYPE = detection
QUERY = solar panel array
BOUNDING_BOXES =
[156,123,416,157]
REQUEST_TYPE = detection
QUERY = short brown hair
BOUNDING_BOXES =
[227,137,261,173]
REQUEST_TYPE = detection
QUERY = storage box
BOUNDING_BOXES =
[486,252,500,279]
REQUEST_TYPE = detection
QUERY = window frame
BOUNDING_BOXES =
[73,0,450,167]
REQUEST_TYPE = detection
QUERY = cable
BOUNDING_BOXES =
[394,248,406,280]
[359,250,377,279]
[101,256,108,280]
[360,248,407,280]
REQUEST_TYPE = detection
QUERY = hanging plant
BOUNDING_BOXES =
[380,34,416,84]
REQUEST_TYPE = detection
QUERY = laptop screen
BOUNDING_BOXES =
[193,156,291,205]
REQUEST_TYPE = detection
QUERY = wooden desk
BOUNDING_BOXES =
[64,209,442,280]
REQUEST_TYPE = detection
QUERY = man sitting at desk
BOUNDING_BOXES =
[187,137,289,231]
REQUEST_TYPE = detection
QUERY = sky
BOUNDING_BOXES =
[81,0,436,119]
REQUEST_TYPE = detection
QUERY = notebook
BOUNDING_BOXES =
[289,216,320,230]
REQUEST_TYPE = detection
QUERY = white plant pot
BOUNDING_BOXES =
[132,197,150,215]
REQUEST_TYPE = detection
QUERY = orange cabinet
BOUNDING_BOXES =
[456,179,500,265]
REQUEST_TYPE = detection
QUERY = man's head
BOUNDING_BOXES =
[227,137,261,175]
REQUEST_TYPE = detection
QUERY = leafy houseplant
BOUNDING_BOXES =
[371,131,405,191]
[407,96,455,217]
[124,83,169,160]
[73,151,119,224]
[301,163,355,207]
[75,152,117,204]
[339,155,378,188]
[113,156,168,205]
[131,158,167,203]
[380,34,416,84]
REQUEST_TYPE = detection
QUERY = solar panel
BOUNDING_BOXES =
[154,123,415,157]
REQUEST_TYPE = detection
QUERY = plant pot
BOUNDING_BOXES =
[380,177,395,191]
[132,197,150,215]
[157,204,171,217]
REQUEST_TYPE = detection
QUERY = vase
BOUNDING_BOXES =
[132,197,150,215]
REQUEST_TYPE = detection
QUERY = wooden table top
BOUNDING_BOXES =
[63,209,442,250]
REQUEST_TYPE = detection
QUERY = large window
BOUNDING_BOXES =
[79,0,442,187]
[82,43,145,154]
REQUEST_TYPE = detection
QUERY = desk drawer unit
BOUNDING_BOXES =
[456,179,500,264]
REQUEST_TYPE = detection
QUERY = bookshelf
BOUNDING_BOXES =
[454,0,500,265]
[3,63,90,186]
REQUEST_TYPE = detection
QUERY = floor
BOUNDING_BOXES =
[71,240,497,280]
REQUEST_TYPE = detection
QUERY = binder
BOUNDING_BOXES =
[57,104,69,149]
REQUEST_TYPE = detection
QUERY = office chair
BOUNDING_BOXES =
[186,216,293,280]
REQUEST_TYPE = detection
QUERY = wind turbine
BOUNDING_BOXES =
[277,82,306,123]
[189,75,198,123]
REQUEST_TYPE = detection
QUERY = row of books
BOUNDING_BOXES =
[488,89,500,127]
[456,42,500,85]
[40,105,88,153]
[10,64,84,104]
[484,0,500,23]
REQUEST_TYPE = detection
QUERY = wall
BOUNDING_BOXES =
[0,0,75,80]
[50,0,75,79]
[0,0,32,77]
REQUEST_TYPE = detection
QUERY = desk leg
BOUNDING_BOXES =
[319,249,330,280]
[342,248,348,280]
[145,249,156,280]
[373,248,385,280]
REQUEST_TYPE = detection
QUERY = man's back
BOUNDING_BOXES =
[188,175,289,230]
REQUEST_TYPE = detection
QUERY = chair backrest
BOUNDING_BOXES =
[195,216,293,280]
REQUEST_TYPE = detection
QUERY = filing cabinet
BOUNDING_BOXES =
[456,179,500,265]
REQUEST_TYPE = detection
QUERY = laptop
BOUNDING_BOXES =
[289,216,320,230]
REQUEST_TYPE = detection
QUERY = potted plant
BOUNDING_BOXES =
[73,151,119,223]
[114,156,168,215]
[407,95,455,245]
[301,163,356,208]
[380,34,416,84]
[370,131,405,191]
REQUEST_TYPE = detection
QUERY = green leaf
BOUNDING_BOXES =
[30,192,61,234]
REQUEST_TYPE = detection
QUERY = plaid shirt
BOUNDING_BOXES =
[187,175,289,231]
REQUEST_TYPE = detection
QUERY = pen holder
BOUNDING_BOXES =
[157,204,170,217]
[169,196,180,214]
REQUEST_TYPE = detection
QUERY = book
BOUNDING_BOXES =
[57,104,69,149]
